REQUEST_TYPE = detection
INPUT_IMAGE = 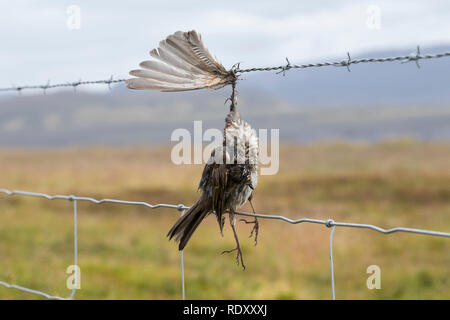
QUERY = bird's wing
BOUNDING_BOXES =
[209,163,228,234]
[199,148,229,233]
[126,30,235,92]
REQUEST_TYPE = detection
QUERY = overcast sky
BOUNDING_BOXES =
[1,0,450,91]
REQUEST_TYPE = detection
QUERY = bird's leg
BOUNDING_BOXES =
[219,216,225,237]
[221,212,245,269]
[240,195,259,246]
[228,80,237,112]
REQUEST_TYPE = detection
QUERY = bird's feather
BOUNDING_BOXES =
[127,30,235,92]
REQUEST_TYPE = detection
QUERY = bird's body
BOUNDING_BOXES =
[203,109,258,224]
[167,107,259,267]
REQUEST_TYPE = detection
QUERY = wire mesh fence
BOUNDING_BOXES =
[1,188,449,300]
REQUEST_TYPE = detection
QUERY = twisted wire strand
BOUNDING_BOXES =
[0,78,127,93]
[235,50,450,74]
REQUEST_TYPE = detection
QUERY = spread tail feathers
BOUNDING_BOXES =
[126,30,236,92]
[167,198,209,250]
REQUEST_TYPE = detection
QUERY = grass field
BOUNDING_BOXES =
[0,141,449,299]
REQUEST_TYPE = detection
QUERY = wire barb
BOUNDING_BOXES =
[401,45,421,68]
[41,80,51,95]
[275,57,292,76]
[339,52,352,72]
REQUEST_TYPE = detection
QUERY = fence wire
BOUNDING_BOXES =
[235,46,450,74]
[0,77,128,94]
[0,46,449,93]
[0,188,449,300]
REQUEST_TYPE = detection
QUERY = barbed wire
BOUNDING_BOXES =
[0,76,127,94]
[0,188,449,300]
[235,46,450,74]
[1,46,449,94]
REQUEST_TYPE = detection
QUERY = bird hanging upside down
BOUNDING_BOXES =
[168,90,259,269]
[126,30,259,269]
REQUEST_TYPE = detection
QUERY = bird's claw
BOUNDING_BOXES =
[240,217,259,246]
[221,246,245,269]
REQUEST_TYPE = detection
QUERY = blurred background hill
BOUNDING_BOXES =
[1,45,450,147]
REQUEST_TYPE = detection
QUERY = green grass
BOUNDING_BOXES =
[0,141,449,299]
